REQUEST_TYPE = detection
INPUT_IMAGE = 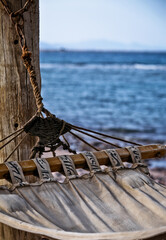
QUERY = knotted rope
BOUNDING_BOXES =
[0,0,142,161]
[22,47,44,113]
[0,0,52,116]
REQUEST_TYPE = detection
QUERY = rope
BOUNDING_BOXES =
[71,128,121,148]
[0,0,51,115]
[0,0,143,161]
[0,130,24,151]
[69,131,99,151]
[62,135,70,147]
[12,0,33,17]
[4,133,28,162]
[21,47,44,113]
[68,124,142,146]
[0,128,23,143]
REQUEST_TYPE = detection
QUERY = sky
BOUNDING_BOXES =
[39,0,166,50]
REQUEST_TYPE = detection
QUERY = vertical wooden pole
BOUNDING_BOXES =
[0,1,41,239]
[0,0,40,163]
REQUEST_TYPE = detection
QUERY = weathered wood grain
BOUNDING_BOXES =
[0,1,41,239]
[0,0,40,163]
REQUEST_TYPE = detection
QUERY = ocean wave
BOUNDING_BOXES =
[40,63,166,71]
[133,64,166,70]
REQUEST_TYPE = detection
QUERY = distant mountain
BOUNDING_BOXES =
[40,42,61,50]
[40,40,166,51]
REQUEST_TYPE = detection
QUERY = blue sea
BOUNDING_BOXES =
[40,51,166,150]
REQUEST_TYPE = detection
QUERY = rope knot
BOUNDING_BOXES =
[22,47,31,60]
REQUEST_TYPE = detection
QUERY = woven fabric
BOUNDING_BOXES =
[0,155,166,240]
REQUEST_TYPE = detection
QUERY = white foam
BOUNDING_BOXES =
[40,63,166,71]
[133,64,166,70]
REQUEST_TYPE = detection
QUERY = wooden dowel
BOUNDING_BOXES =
[0,144,165,180]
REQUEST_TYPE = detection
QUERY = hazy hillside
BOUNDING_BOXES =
[40,40,166,51]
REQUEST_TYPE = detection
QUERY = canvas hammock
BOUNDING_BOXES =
[0,146,166,240]
[0,1,166,240]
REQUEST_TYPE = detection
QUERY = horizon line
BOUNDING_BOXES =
[40,49,166,53]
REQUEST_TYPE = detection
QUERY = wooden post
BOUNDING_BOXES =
[0,0,40,163]
[0,1,42,239]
